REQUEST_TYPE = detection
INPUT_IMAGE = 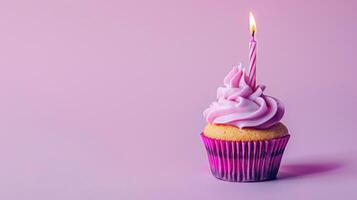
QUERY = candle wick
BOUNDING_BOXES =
[252,31,255,37]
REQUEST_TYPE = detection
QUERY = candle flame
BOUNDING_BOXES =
[249,11,256,36]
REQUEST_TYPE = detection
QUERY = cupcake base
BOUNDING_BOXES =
[201,133,290,182]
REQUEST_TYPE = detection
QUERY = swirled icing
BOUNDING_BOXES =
[203,65,284,129]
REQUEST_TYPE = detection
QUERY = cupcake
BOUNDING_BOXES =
[201,64,290,182]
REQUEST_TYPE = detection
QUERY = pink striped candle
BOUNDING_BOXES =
[248,12,257,89]
[248,37,257,89]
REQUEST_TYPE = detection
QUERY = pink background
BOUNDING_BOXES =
[0,0,357,199]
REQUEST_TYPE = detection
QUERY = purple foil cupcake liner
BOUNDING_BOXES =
[201,133,290,182]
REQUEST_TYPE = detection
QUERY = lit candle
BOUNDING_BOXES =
[248,11,257,89]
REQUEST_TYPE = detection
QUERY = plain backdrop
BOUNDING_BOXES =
[0,0,357,199]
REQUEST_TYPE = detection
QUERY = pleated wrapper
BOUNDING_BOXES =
[201,133,290,182]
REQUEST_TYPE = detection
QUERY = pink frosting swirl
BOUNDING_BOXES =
[203,65,284,129]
